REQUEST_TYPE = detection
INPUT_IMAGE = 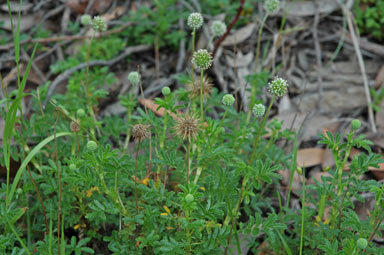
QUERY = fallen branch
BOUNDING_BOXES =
[0,22,132,51]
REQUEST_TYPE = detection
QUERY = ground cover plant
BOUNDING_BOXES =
[1,0,384,254]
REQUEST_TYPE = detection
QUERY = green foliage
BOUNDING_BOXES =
[354,0,384,40]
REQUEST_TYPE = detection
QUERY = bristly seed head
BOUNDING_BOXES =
[92,16,107,32]
[187,12,203,30]
[70,120,81,133]
[222,94,235,106]
[211,20,227,37]
[132,124,150,142]
[268,76,288,97]
[191,49,213,71]
[174,113,200,141]
[128,71,141,85]
[186,75,213,99]
[264,0,280,13]
[252,104,266,118]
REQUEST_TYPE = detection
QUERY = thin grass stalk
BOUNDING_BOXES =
[53,113,61,255]
[300,168,306,255]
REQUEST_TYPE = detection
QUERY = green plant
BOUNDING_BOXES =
[354,0,384,40]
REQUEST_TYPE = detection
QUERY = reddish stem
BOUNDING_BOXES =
[213,0,246,57]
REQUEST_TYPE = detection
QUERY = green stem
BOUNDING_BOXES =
[337,132,354,196]
[249,96,275,164]
[192,28,196,55]
[186,140,191,185]
[123,107,133,150]
[200,70,204,121]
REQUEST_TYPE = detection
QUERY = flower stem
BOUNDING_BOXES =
[200,70,204,121]
[249,95,275,164]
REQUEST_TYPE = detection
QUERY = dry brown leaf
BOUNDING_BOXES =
[0,14,37,32]
[369,163,384,180]
[297,148,325,168]
[139,98,177,119]
[284,0,339,17]
[222,23,256,46]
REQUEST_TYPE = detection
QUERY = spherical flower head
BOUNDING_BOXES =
[132,124,150,142]
[87,141,97,151]
[92,16,107,32]
[128,71,141,85]
[76,108,85,117]
[185,194,194,203]
[162,86,171,96]
[81,14,92,26]
[211,20,227,37]
[268,76,288,97]
[187,12,203,30]
[265,0,280,13]
[69,164,76,170]
[357,238,368,249]
[252,103,265,118]
[191,49,213,71]
[351,119,361,130]
[222,94,235,106]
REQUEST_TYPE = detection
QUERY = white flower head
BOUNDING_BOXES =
[187,12,203,29]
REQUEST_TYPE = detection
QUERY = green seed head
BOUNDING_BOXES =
[222,94,235,106]
[185,194,194,203]
[252,103,265,118]
[92,16,107,32]
[191,49,213,71]
[87,141,97,151]
[211,20,226,37]
[187,12,203,29]
[162,86,171,96]
[351,119,361,130]
[76,108,85,117]
[265,0,280,13]
[69,164,76,170]
[357,238,368,249]
[128,71,141,85]
[81,14,92,26]
[268,76,288,97]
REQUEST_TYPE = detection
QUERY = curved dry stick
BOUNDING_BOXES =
[212,0,245,57]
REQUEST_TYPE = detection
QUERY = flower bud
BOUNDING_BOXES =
[357,238,368,249]
[162,86,171,96]
[222,94,235,106]
[185,194,194,203]
[87,141,97,151]
[76,108,85,117]
[351,119,361,130]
